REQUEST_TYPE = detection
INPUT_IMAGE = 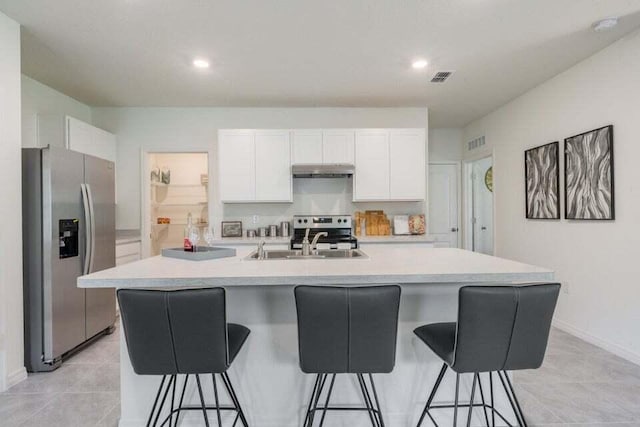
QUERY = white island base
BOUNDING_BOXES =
[79,247,554,427]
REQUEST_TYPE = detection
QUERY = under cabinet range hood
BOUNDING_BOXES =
[292,164,355,178]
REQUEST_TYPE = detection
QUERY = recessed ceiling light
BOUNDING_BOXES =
[592,17,619,32]
[412,59,428,70]
[192,59,210,69]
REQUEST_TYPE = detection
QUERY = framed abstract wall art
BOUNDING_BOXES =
[525,141,560,219]
[564,125,614,220]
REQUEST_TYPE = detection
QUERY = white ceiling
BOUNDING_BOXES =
[2,0,640,127]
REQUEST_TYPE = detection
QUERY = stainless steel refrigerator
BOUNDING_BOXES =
[22,146,116,372]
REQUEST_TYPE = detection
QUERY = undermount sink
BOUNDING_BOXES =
[244,249,368,261]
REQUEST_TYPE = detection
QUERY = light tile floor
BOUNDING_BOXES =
[1,324,639,426]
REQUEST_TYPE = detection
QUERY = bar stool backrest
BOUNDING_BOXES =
[117,288,229,375]
[295,285,401,374]
[452,283,560,373]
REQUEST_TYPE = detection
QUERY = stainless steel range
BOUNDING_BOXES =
[291,215,357,250]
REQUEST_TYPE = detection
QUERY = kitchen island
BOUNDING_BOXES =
[79,247,553,427]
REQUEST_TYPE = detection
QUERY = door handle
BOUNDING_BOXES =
[86,184,96,274]
[451,227,459,232]
[481,226,487,231]
[81,184,91,275]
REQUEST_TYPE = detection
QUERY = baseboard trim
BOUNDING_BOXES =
[553,319,640,366]
[6,366,27,389]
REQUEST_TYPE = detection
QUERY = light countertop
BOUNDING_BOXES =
[357,234,435,243]
[78,246,553,288]
[210,235,435,245]
[211,236,291,245]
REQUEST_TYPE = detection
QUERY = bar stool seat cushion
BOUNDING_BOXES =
[228,323,251,363]
[414,322,456,366]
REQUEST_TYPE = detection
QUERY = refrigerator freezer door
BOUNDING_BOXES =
[83,154,116,338]
[42,147,87,360]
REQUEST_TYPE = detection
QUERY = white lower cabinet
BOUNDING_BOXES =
[116,241,141,266]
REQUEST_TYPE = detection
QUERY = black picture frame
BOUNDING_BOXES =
[221,221,243,238]
[525,141,560,219]
[564,125,615,220]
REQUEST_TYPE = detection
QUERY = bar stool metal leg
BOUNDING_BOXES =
[307,374,329,427]
[453,373,460,427]
[211,374,223,427]
[221,371,250,427]
[318,374,337,427]
[416,363,448,427]
[367,374,385,427]
[304,375,322,427]
[174,375,189,427]
[152,375,175,427]
[357,374,379,427]
[465,373,478,427]
[195,374,211,427]
[477,373,491,427]
[147,376,167,427]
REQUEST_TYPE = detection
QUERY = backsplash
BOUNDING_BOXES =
[220,177,424,230]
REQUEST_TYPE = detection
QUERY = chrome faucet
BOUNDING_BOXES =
[310,231,328,255]
[301,228,312,256]
[257,240,266,260]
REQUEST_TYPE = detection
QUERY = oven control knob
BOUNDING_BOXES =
[298,219,302,223]
[304,219,308,223]
[337,219,342,223]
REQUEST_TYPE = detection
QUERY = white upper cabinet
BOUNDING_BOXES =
[218,130,256,202]
[38,115,116,163]
[389,129,426,200]
[291,130,323,164]
[322,130,355,164]
[353,128,426,202]
[218,130,292,203]
[255,130,292,201]
[66,116,117,163]
[290,129,355,165]
[354,130,390,201]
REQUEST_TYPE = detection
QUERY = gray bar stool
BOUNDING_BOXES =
[117,288,251,427]
[413,283,560,427]
[295,285,401,427]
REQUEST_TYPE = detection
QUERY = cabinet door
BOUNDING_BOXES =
[389,129,426,200]
[218,131,256,201]
[255,130,292,202]
[66,117,94,154]
[91,127,117,163]
[323,130,355,164]
[67,117,117,163]
[354,130,390,201]
[292,130,322,164]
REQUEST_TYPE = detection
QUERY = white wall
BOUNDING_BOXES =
[429,128,463,161]
[463,29,640,363]
[91,107,429,231]
[0,11,26,391]
[21,75,92,148]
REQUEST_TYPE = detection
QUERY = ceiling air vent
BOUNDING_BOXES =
[431,71,455,83]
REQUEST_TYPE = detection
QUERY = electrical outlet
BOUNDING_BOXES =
[252,215,259,224]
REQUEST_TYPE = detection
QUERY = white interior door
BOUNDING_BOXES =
[428,163,459,248]
[472,157,494,255]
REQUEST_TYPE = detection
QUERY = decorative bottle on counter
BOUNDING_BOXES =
[184,213,194,252]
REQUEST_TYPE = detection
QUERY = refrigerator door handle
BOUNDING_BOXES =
[86,183,96,274]
[81,183,91,275]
